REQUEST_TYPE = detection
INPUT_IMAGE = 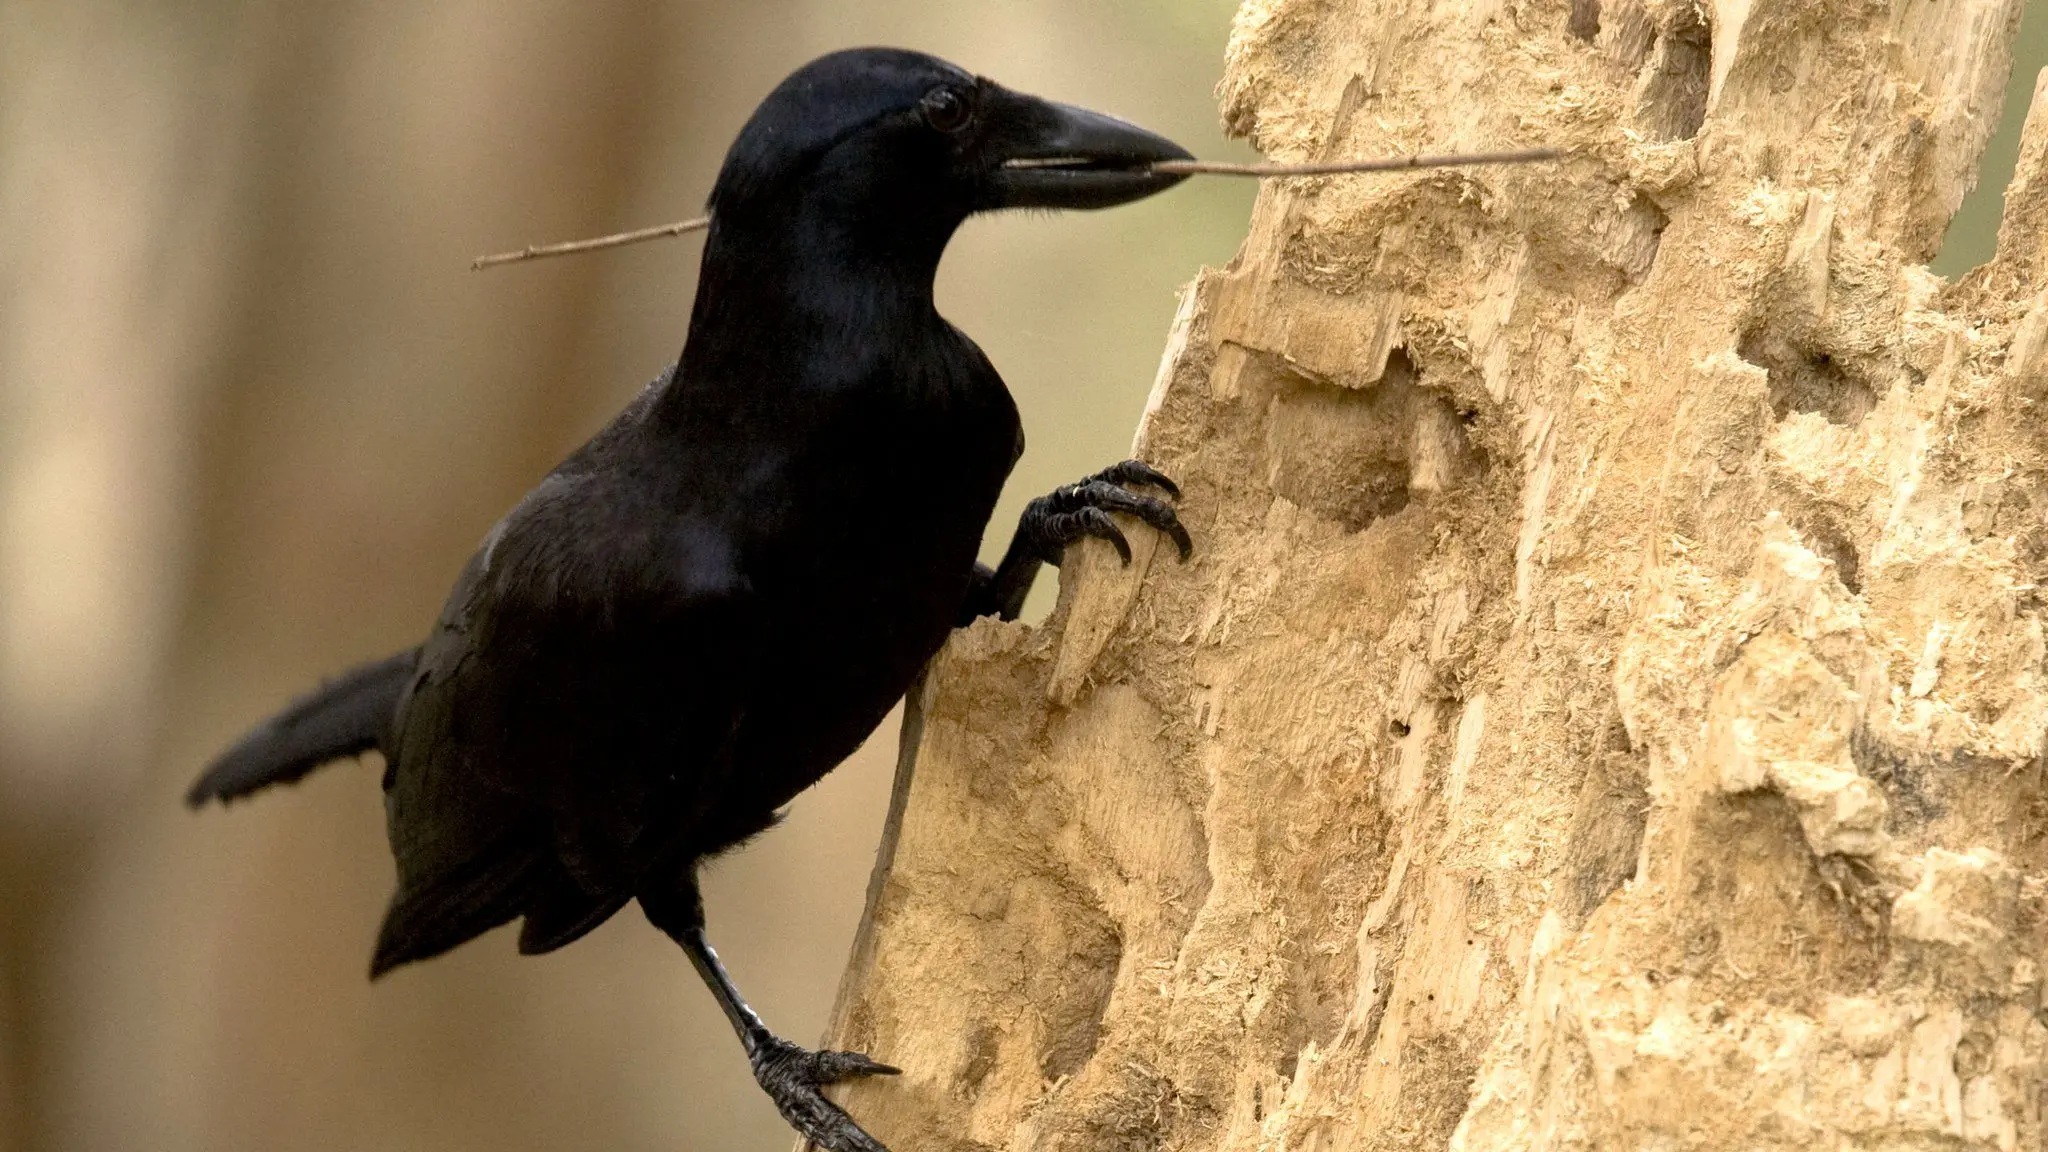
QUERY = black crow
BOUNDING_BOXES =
[189,47,1193,1151]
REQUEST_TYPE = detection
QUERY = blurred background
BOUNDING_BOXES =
[0,0,2041,1149]
[0,2,1252,1149]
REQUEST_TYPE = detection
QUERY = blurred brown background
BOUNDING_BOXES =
[0,2,1252,1149]
[1,0,2040,1148]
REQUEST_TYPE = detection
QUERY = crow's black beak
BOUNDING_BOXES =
[979,89,1193,211]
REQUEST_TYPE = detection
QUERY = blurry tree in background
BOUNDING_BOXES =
[0,3,1248,1150]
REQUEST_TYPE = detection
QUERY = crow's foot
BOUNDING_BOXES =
[751,1036,900,1152]
[1019,459,1192,566]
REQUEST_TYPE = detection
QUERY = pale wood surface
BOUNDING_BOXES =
[825,1,2048,1148]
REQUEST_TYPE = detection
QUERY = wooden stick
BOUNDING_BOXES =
[470,215,711,270]
[1150,146,1562,177]
[469,147,1561,270]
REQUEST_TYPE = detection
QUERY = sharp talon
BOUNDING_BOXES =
[1092,458,1180,500]
[1140,468,1182,501]
[1079,508,1133,564]
[1072,481,1191,563]
[809,1050,901,1081]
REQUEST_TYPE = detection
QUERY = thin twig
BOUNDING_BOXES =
[471,215,711,270]
[1150,147,1563,177]
[469,147,1562,270]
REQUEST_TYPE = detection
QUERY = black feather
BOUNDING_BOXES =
[370,831,541,978]
[186,648,417,807]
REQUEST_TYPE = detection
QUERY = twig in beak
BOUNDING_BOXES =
[1148,146,1561,177]
[469,147,1561,270]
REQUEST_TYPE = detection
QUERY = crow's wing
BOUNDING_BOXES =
[373,470,760,974]
[369,544,539,976]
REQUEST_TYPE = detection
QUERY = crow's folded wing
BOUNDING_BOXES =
[373,473,760,973]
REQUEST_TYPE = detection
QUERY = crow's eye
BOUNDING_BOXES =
[920,86,973,134]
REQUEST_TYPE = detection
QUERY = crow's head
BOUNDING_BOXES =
[707,48,1191,263]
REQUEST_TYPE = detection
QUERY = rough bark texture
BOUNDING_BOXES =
[825,1,2048,1148]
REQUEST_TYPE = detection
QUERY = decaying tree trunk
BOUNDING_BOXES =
[825,0,2048,1147]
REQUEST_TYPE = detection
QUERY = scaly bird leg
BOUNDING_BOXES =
[645,889,898,1152]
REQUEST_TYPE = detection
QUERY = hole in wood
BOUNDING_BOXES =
[1569,0,1601,42]
[1738,324,1877,426]
[1258,348,1484,531]
[1790,513,1863,594]
[1638,4,1711,140]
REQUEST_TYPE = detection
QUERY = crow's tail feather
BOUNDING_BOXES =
[186,648,419,807]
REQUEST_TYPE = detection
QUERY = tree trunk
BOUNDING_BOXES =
[825,0,2048,1148]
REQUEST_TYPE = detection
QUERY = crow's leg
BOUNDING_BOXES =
[961,459,1191,623]
[643,882,897,1152]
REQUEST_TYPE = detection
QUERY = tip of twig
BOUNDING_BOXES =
[471,214,712,271]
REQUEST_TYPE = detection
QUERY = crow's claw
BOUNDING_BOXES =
[1019,459,1192,566]
[1086,458,1180,500]
[1071,480,1193,560]
[1042,505,1130,564]
[751,1037,899,1152]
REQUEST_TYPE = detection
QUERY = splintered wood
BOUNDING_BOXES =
[823,1,2048,1149]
